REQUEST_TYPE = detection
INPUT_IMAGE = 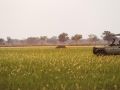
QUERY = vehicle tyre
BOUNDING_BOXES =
[97,50,106,55]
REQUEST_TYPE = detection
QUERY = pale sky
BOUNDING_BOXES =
[0,0,120,39]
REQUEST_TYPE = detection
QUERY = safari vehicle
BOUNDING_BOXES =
[93,34,120,55]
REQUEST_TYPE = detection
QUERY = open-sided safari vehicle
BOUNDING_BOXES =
[93,34,120,55]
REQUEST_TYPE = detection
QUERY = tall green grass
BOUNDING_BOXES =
[0,47,120,90]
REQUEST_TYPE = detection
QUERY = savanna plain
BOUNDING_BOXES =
[0,47,120,90]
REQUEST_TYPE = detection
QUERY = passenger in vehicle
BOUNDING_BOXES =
[110,39,116,46]
[117,40,120,46]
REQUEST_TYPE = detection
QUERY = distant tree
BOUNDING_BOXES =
[48,36,58,44]
[71,34,82,45]
[40,36,48,41]
[88,34,99,44]
[102,31,116,44]
[0,38,5,45]
[50,36,57,40]
[26,37,40,45]
[7,37,13,45]
[58,33,69,44]
[40,36,48,45]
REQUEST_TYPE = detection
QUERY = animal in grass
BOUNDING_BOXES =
[93,34,120,55]
[56,45,66,48]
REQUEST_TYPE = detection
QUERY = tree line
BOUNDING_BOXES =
[0,31,119,46]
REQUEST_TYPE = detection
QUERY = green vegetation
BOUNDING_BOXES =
[0,47,120,90]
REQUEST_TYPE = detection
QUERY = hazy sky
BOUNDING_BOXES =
[0,0,120,39]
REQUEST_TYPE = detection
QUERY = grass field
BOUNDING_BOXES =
[0,47,120,90]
